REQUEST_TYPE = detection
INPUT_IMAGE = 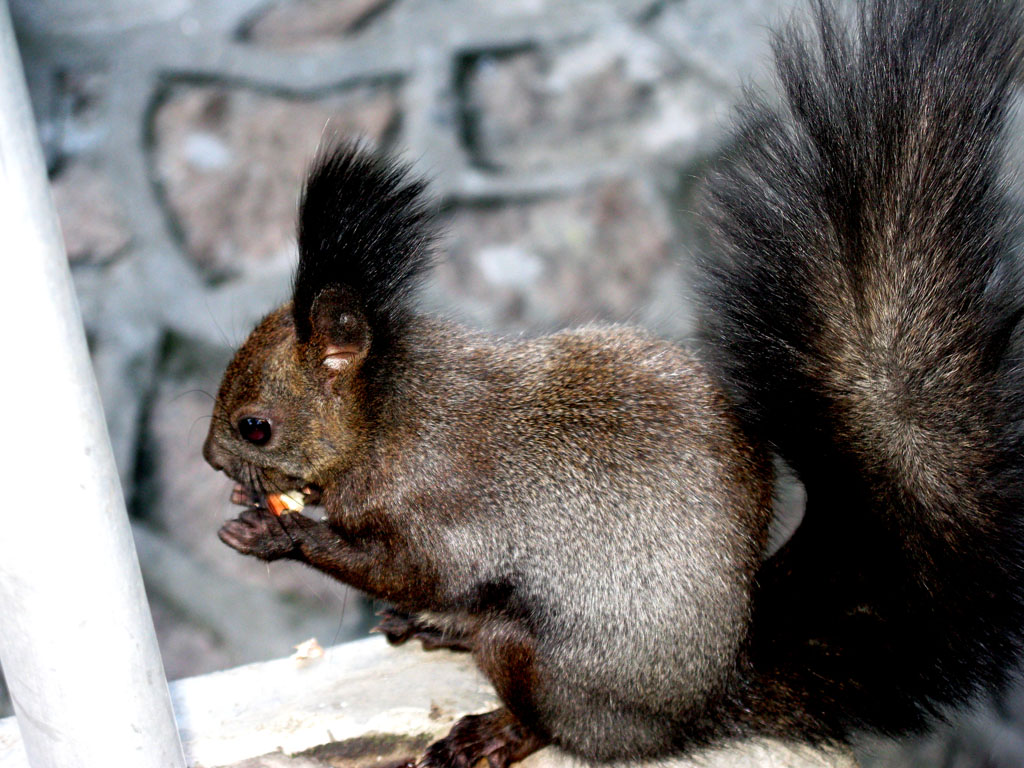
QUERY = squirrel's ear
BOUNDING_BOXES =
[309,287,370,379]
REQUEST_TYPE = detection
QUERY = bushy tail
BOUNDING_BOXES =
[700,0,1024,742]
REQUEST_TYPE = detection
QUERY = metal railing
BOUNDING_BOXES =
[0,1,186,764]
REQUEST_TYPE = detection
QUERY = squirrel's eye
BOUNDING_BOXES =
[237,417,272,446]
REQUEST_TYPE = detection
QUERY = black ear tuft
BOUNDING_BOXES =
[292,141,436,346]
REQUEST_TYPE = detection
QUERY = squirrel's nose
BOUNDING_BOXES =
[203,433,225,472]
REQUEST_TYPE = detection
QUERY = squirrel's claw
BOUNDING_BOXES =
[372,608,474,652]
[371,608,417,645]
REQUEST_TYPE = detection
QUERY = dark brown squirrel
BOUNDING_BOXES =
[203,0,1024,764]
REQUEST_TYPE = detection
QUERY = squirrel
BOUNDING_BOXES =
[202,0,1024,763]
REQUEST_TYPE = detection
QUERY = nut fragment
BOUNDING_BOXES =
[291,637,324,663]
[266,489,305,516]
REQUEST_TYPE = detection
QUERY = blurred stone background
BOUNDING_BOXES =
[6,0,1024,765]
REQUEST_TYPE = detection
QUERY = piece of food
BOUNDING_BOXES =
[291,637,324,663]
[267,489,306,516]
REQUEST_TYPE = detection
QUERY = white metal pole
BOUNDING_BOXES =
[0,1,187,765]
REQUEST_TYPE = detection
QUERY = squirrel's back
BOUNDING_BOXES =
[701,0,1024,742]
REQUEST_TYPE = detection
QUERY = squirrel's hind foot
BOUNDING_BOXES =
[418,709,545,768]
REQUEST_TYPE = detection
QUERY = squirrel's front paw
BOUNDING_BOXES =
[219,508,297,561]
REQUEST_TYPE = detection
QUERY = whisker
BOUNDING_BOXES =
[332,587,350,645]
[205,295,235,348]
[188,414,215,445]
[171,388,217,405]
[209,414,236,431]
[248,465,262,506]
[254,467,269,499]
[261,467,289,497]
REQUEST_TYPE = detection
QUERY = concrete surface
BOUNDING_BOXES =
[0,637,859,768]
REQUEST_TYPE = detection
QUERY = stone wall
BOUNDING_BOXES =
[9,0,1024,765]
